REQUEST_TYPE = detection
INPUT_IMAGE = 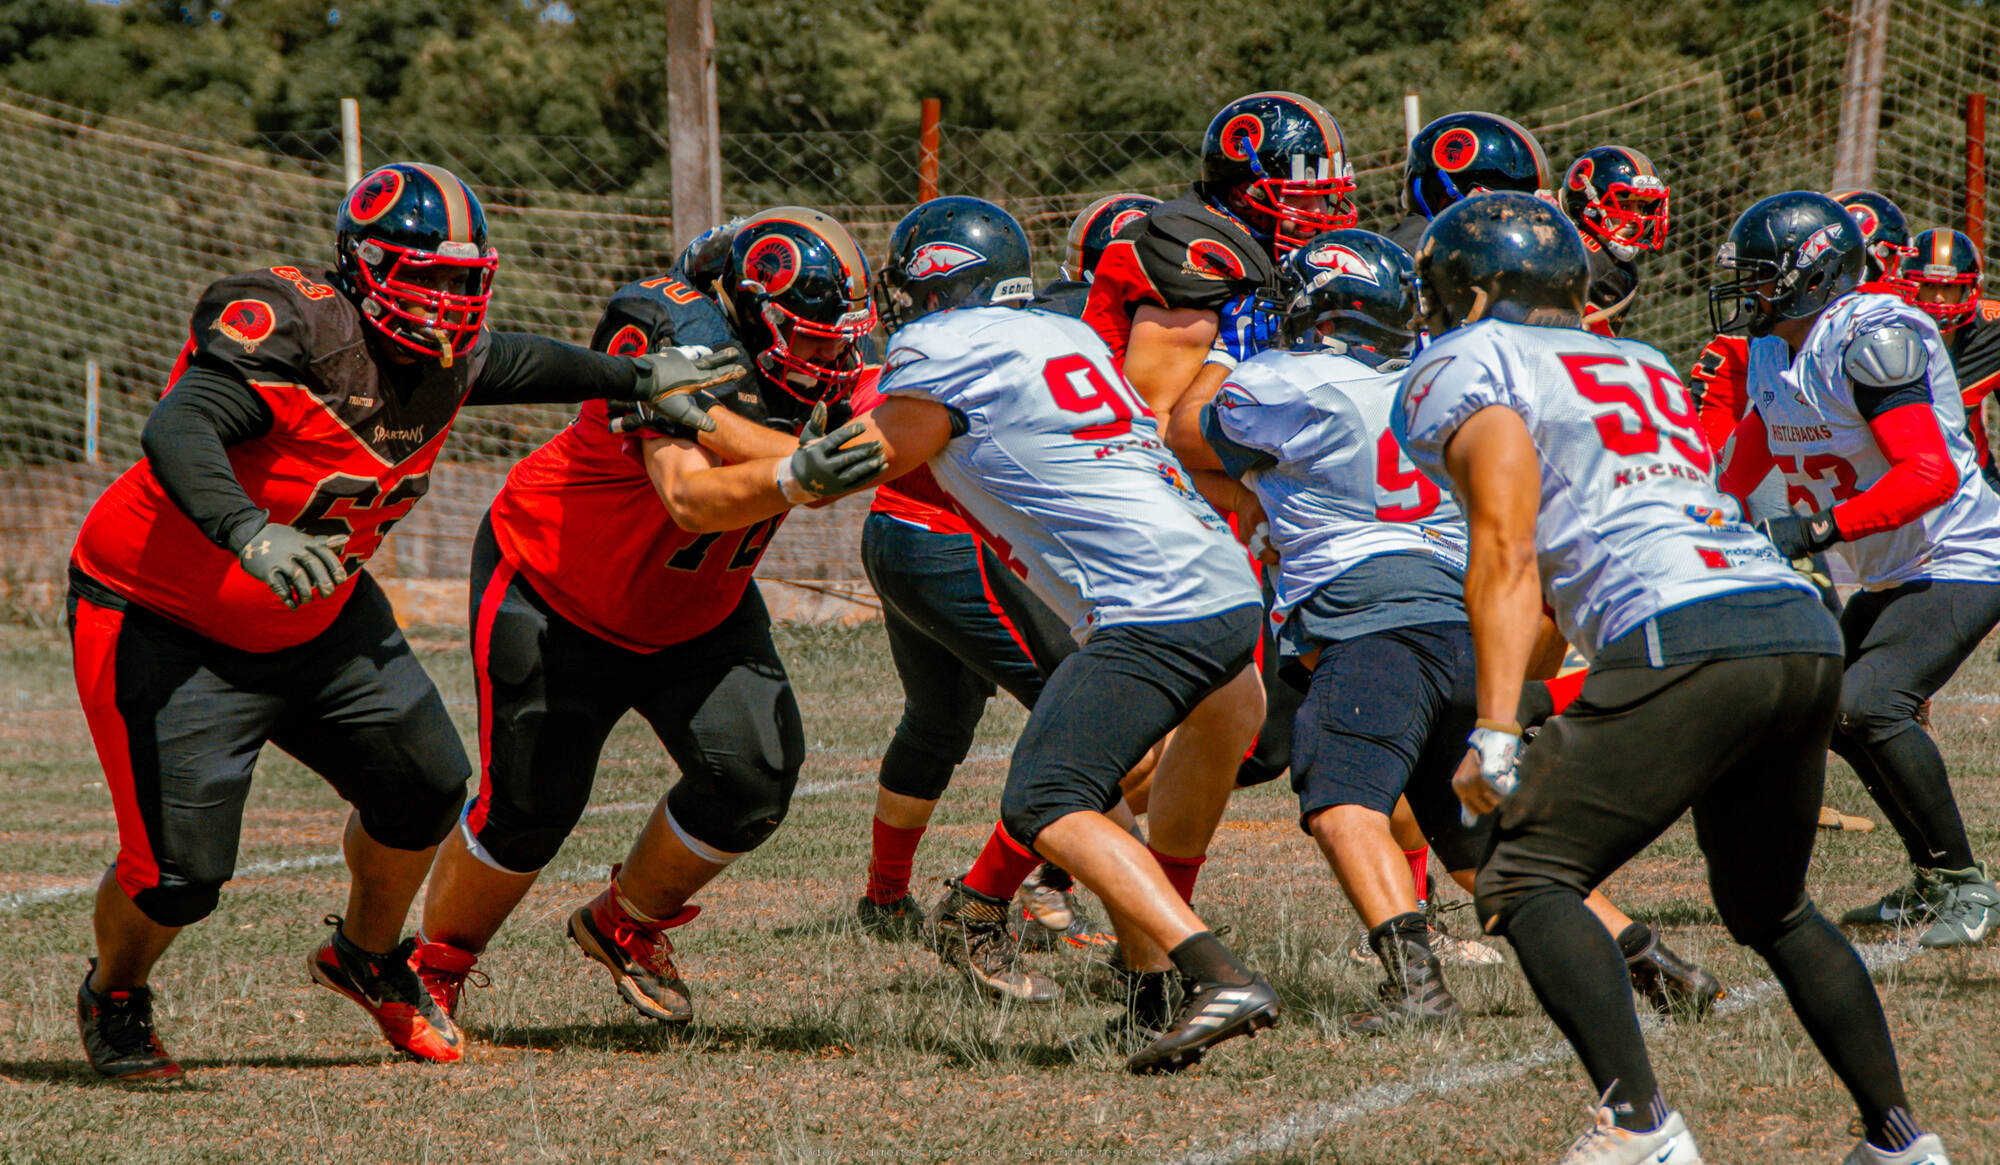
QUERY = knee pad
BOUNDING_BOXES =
[128,878,224,928]
[878,736,960,801]
[665,757,799,857]
[462,807,569,874]
[360,785,467,852]
[1725,892,1816,952]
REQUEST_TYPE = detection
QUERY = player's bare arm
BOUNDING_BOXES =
[1124,305,1219,426]
[1441,404,1542,816]
[642,409,885,532]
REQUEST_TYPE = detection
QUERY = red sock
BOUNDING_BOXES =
[1546,669,1587,715]
[1149,847,1207,904]
[865,818,927,905]
[1404,846,1431,905]
[960,823,1042,902]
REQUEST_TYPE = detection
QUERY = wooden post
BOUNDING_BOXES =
[666,0,722,249]
[918,98,941,203]
[1404,91,1422,144]
[84,360,100,466]
[340,98,362,189]
[1968,93,1988,253]
[1832,0,1890,190]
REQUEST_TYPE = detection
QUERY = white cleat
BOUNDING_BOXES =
[1841,1133,1950,1165]
[1556,1108,1702,1165]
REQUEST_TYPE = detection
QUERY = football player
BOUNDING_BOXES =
[1713,193,2000,951]
[852,196,1168,953]
[411,209,886,1027]
[834,197,1275,1073]
[1385,111,1552,253]
[1905,228,1997,489]
[1558,146,1670,337]
[66,162,710,1079]
[1834,190,1920,289]
[1398,191,1944,1165]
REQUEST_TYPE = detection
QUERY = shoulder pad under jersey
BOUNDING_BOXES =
[1844,322,1930,388]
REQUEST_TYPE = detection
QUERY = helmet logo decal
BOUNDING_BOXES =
[1566,157,1594,192]
[605,324,648,356]
[1845,204,1880,239]
[1304,243,1381,286]
[1433,127,1481,173]
[1185,239,1247,281]
[214,299,276,352]
[906,241,987,279]
[743,234,803,295]
[1796,223,1841,267]
[1220,114,1265,161]
[1108,207,1150,237]
[348,169,405,225]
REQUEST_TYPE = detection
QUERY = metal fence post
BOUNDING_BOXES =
[1968,93,1988,252]
[1831,0,1890,190]
[84,360,99,466]
[919,99,941,202]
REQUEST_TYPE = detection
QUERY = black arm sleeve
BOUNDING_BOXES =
[1851,376,1933,421]
[466,331,642,407]
[139,367,276,552]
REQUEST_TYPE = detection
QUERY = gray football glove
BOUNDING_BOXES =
[775,402,888,503]
[236,523,349,610]
[630,344,749,411]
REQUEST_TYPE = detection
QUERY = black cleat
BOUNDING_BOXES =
[856,894,927,942]
[1623,924,1723,1019]
[1344,913,1463,1035]
[926,878,1059,1003]
[1127,972,1279,1075]
[77,960,182,1082]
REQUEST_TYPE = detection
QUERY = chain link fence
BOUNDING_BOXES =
[1,0,1994,607]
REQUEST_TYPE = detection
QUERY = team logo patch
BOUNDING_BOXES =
[1220,113,1265,161]
[1185,239,1246,281]
[883,346,929,378]
[1567,157,1594,191]
[1982,299,2000,322]
[1305,242,1380,286]
[347,168,405,225]
[1433,127,1481,173]
[214,299,276,352]
[906,242,986,280]
[1403,355,1455,410]
[1108,208,1150,237]
[1845,203,1880,239]
[743,234,803,295]
[605,324,648,356]
[1215,387,1254,410]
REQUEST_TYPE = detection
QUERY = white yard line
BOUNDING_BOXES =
[0,777,873,914]
[1172,940,1922,1165]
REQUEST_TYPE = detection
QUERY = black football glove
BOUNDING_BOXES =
[1758,508,1841,560]
[630,344,749,411]
[775,402,888,503]
[235,523,349,610]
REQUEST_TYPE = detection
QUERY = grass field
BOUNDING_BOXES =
[3,619,1999,1164]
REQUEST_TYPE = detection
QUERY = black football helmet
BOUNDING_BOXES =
[1063,193,1162,282]
[720,208,875,404]
[1907,227,1985,332]
[1278,229,1418,356]
[877,196,1035,332]
[1831,190,1916,286]
[335,162,498,363]
[1403,113,1552,221]
[1199,91,1357,254]
[674,216,744,296]
[1709,191,1865,337]
[1413,193,1588,336]
[1560,146,1669,259]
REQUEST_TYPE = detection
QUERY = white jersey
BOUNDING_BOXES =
[1393,319,1810,662]
[1749,292,2000,588]
[1210,346,1467,626]
[879,306,1259,640]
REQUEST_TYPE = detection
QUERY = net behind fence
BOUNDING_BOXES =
[1,0,1993,606]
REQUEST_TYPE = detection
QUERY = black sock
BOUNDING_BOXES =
[1752,907,1912,1142]
[1036,863,1074,893]
[1870,728,1975,869]
[1500,888,1663,1131]
[1168,931,1254,987]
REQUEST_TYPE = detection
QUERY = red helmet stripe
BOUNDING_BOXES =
[410,162,473,243]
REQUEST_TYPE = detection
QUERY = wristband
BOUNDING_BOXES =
[774,456,812,506]
[1204,349,1239,371]
[1474,718,1523,736]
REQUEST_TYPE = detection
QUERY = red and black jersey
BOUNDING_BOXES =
[1688,333,1750,455]
[73,265,490,653]
[851,374,969,535]
[1582,242,1639,338]
[487,273,787,653]
[1950,300,2000,410]
[1081,191,1276,369]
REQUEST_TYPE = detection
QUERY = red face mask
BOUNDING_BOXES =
[351,238,498,364]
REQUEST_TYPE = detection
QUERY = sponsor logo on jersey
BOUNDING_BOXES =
[1433,127,1481,173]
[743,234,803,295]
[1697,543,1779,569]
[1611,461,1714,489]
[605,324,649,356]
[214,299,276,351]
[1184,239,1247,281]
[1155,461,1199,501]
[347,168,405,225]
[1304,242,1381,286]
[1769,422,1834,443]
[373,423,428,446]
[906,242,986,280]
[1219,113,1265,161]
[1684,504,1729,529]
